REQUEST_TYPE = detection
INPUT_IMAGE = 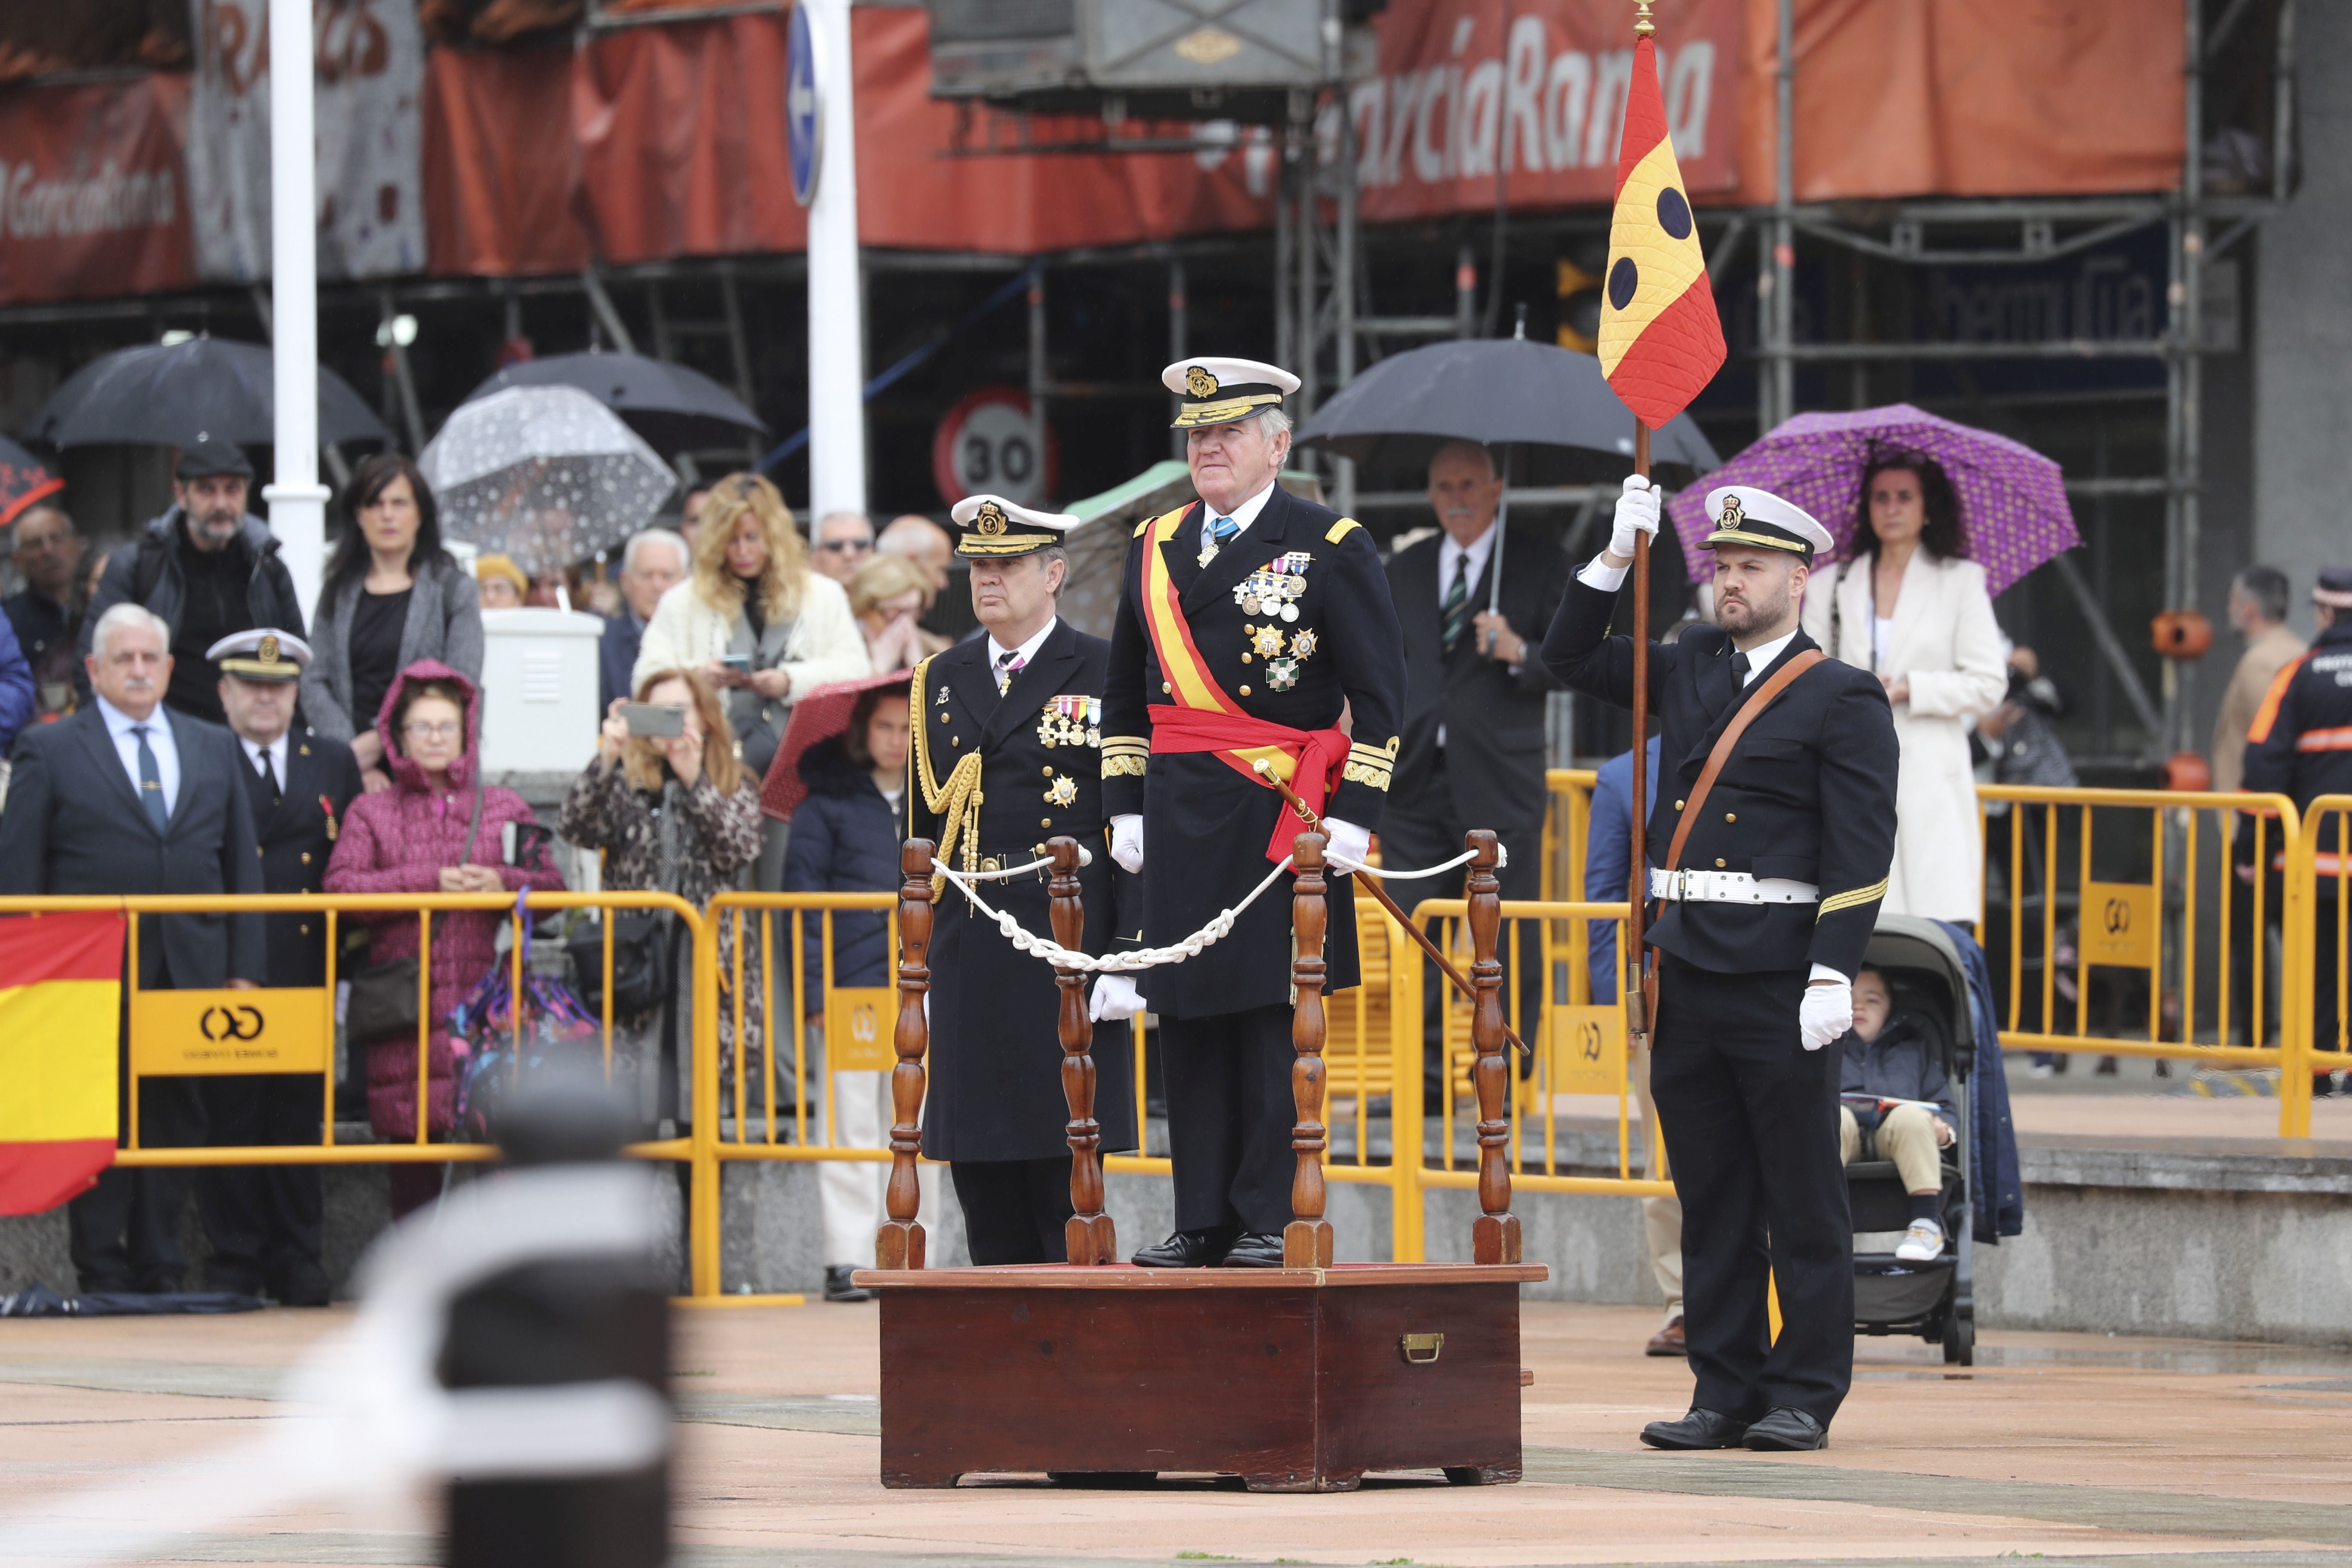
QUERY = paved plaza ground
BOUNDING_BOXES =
[3,1297,2349,1568]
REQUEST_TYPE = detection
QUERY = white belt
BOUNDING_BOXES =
[1649,868,1820,905]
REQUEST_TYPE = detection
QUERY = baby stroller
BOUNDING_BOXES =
[1848,916,1975,1365]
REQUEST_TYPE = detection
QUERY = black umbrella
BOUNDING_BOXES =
[1296,331,1718,617]
[0,435,64,527]
[1296,334,1719,470]
[461,351,767,455]
[26,336,392,450]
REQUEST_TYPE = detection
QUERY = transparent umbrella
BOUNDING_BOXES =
[419,386,677,576]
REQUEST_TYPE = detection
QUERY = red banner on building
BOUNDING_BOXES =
[1348,0,1745,222]
[0,74,196,306]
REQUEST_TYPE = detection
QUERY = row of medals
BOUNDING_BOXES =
[1234,552,1314,692]
[1037,695,1097,806]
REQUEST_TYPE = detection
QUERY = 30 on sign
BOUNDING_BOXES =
[932,386,1057,508]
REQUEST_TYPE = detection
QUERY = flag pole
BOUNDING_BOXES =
[1626,419,1653,1045]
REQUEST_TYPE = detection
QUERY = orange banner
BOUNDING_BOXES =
[0,74,195,306]
[1350,0,1746,220]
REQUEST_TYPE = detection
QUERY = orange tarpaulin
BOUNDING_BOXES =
[0,72,196,305]
[422,43,591,277]
[1734,0,2186,203]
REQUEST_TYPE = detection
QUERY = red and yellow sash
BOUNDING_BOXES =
[1138,504,1347,864]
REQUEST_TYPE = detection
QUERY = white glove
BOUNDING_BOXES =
[1798,977,1853,1052]
[1608,475,1662,559]
[1089,973,1146,1022]
[1321,817,1372,874]
[1109,814,1144,875]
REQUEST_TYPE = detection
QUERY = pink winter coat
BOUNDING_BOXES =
[323,661,565,1139]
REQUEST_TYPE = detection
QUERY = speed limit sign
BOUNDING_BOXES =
[932,386,1056,508]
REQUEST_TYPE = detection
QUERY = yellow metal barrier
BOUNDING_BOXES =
[0,890,704,1171]
[1973,786,2310,1135]
[2285,793,2352,1138]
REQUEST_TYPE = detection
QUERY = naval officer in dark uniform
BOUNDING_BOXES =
[200,629,364,1305]
[908,493,1140,1265]
[1543,481,1898,1451]
[1102,356,1409,1269]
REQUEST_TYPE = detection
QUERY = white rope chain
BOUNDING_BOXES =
[930,843,1507,974]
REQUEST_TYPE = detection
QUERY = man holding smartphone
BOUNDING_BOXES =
[908,493,1141,1264]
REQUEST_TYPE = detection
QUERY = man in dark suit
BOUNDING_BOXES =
[1544,481,1898,1452]
[909,493,1139,1265]
[1383,440,1574,1088]
[598,529,689,713]
[1102,356,1409,1269]
[0,602,265,1292]
[196,630,364,1305]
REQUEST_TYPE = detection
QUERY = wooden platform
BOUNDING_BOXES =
[853,1261,1549,1492]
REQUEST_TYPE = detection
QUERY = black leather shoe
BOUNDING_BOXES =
[824,1265,873,1302]
[1213,1231,1285,1268]
[1131,1230,1233,1268]
[1743,1406,1828,1450]
[270,1262,333,1308]
[1638,1408,1749,1450]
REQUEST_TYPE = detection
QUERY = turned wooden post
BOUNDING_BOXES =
[1465,829,1521,1265]
[1284,830,1335,1268]
[876,839,934,1270]
[1050,836,1117,1265]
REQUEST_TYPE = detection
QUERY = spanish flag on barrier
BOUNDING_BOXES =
[1597,32,1726,429]
[0,912,124,1215]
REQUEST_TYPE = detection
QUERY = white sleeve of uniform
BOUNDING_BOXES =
[1577,555,1630,592]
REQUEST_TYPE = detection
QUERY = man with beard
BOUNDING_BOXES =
[1543,480,1897,1453]
[85,434,306,726]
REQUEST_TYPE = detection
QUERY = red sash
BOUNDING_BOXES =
[1147,704,1349,865]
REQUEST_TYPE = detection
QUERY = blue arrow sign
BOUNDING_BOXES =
[787,3,823,208]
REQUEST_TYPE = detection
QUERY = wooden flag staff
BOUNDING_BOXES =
[1626,418,1653,1049]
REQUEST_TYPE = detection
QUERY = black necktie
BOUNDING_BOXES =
[1441,554,1470,652]
[1730,650,1752,686]
[255,748,280,808]
[131,724,168,834]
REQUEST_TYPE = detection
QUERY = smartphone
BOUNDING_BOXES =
[718,653,753,674]
[622,702,687,738]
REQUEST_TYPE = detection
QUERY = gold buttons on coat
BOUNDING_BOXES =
[951,736,960,747]
[300,923,310,935]
[1725,812,1736,823]
[301,851,312,864]
[1715,858,1727,868]
[1041,818,1052,827]
[1674,799,1686,810]
[1042,766,1054,776]
[937,711,948,722]
[1162,681,1173,693]
[1238,684,1252,696]
[1241,653,1253,664]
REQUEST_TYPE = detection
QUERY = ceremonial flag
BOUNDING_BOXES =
[1597,33,1727,430]
[0,912,124,1215]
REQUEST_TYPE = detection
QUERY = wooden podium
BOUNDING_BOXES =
[854,831,1546,1492]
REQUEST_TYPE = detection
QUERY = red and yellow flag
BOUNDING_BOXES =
[0,912,124,1215]
[1598,34,1727,430]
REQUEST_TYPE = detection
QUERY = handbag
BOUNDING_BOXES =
[566,778,681,1018]
[451,894,603,1142]
[344,784,485,1046]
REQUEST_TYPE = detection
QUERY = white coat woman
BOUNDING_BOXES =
[634,472,871,885]
[1801,456,2007,923]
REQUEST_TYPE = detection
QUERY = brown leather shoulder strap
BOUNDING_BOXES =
[1660,649,1827,876]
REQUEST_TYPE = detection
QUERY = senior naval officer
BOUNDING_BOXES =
[1543,478,1898,1451]
[907,493,1141,1265]
[1101,356,1408,1269]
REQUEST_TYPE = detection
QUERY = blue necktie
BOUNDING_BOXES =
[131,724,168,834]
[1208,515,1239,548]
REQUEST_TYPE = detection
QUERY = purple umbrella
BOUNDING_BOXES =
[1664,404,2079,596]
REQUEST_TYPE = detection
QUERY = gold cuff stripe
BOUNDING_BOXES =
[1816,878,1890,919]
[1341,760,1393,790]
[1102,756,1148,778]
[1326,518,1363,545]
[1705,527,1810,554]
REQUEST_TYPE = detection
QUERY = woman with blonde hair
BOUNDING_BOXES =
[634,473,870,881]
[560,668,769,1124]
[848,552,949,673]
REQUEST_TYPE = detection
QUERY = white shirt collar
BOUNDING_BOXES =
[1735,628,1800,684]
[1204,477,1280,535]
[241,730,291,777]
[96,695,166,739]
[1437,523,1498,591]
[986,616,1059,671]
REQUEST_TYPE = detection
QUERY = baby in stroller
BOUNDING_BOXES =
[1841,965,1957,1265]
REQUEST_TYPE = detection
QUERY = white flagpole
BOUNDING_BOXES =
[265,0,330,623]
